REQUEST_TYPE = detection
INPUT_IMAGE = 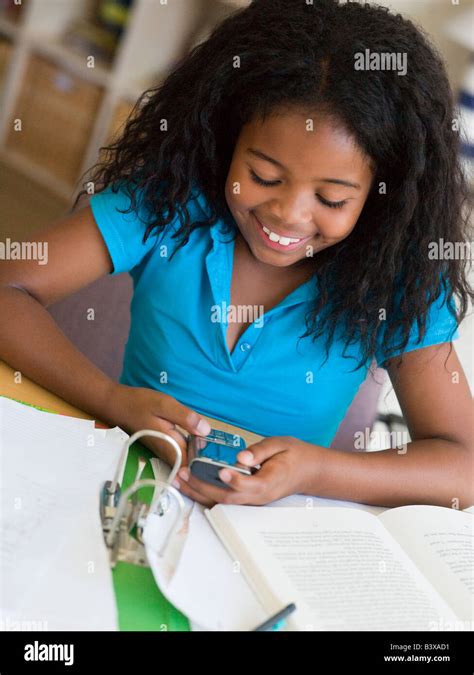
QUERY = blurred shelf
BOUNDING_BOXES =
[116,74,164,104]
[28,36,112,88]
[106,98,135,143]
[0,0,234,197]
[0,147,76,201]
[5,52,104,188]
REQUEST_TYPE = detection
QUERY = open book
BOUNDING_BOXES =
[205,504,473,631]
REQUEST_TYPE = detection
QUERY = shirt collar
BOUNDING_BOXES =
[208,220,319,310]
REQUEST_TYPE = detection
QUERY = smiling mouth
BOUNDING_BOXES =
[260,224,302,246]
[253,214,315,249]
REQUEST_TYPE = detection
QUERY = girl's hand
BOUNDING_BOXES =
[175,436,325,507]
[105,383,211,466]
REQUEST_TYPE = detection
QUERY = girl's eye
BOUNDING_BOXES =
[250,169,347,209]
[317,195,347,209]
[249,169,280,187]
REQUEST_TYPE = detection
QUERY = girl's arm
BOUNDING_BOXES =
[304,342,473,509]
[175,341,473,509]
[0,207,211,463]
[0,206,118,421]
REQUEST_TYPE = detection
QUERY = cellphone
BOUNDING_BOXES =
[187,429,260,489]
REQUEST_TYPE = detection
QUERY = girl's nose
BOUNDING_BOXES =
[272,202,313,236]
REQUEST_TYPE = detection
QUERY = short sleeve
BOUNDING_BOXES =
[375,287,460,368]
[90,186,158,275]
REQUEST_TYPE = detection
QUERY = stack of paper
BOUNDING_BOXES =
[0,397,128,631]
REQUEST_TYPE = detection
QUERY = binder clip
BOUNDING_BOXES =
[100,430,186,568]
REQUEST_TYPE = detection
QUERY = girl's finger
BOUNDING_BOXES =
[152,394,211,437]
[182,468,236,502]
[237,436,292,467]
[218,467,266,493]
[179,468,253,505]
[175,479,216,507]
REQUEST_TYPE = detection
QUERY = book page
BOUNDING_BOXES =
[208,505,459,631]
[380,505,473,627]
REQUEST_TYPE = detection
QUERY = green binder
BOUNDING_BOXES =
[5,397,190,632]
[114,440,190,631]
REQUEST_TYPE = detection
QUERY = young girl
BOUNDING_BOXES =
[1,0,472,509]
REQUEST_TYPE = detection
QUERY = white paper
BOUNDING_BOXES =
[143,463,387,632]
[0,396,128,631]
[145,501,268,631]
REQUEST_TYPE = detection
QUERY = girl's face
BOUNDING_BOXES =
[225,110,375,269]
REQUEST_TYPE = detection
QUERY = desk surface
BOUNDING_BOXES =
[0,362,264,445]
[0,361,263,631]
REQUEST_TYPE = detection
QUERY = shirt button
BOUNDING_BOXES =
[240,342,251,352]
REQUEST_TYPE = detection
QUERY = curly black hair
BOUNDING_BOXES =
[76,0,473,373]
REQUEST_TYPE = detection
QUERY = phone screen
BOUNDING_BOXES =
[189,430,259,486]
[197,441,243,466]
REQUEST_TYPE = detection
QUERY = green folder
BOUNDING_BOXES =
[113,440,190,631]
[4,397,190,632]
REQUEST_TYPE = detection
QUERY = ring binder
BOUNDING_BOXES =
[100,429,186,568]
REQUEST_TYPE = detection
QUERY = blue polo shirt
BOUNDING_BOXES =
[90,186,460,445]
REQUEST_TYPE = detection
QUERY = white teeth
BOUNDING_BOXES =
[261,224,301,246]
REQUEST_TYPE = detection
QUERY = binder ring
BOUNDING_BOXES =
[105,478,185,556]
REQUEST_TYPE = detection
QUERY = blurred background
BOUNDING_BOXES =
[0,0,472,442]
